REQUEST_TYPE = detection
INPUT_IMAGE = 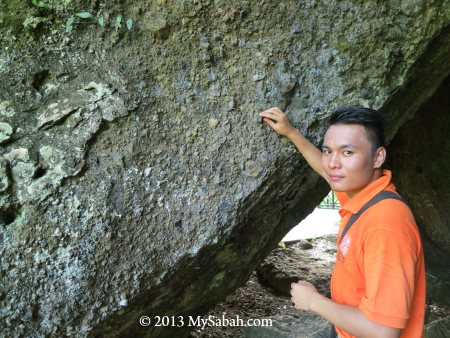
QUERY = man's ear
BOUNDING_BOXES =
[373,147,386,168]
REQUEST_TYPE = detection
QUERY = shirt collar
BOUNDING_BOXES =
[339,169,395,215]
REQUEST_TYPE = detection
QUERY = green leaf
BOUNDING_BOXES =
[66,16,75,33]
[38,2,49,9]
[32,0,50,9]
[126,18,133,30]
[76,12,93,19]
[98,16,105,27]
[115,15,122,31]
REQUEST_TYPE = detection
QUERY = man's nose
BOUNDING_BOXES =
[328,153,341,169]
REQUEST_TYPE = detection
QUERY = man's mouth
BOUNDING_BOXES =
[329,175,344,182]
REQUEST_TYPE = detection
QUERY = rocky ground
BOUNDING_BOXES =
[190,236,450,338]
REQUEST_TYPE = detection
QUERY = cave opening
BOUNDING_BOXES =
[387,74,450,269]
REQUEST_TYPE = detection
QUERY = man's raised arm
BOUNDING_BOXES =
[259,107,327,180]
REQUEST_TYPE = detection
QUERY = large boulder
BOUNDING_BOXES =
[1,1,450,336]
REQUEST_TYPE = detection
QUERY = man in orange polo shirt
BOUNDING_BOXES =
[259,106,425,338]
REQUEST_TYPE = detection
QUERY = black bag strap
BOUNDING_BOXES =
[339,190,406,244]
[329,323,338,338]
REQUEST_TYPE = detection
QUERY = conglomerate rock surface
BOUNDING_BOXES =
[1,1,450,337]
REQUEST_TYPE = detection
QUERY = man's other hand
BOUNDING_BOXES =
[290,280,319,311]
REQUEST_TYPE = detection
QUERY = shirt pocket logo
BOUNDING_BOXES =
[339,234,351,257]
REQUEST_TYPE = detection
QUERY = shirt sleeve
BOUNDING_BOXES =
[359,229,418,328]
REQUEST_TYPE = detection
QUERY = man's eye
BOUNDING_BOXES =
[343,150,353,156]
[322,149,331,155]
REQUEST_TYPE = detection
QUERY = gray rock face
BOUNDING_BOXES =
[425,316,450,338]
[1,1,450,337]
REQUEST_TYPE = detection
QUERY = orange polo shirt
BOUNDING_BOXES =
[331,169,425,338]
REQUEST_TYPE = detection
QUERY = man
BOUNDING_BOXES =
[259,107,425,338]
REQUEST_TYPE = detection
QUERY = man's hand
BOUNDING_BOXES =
[291,282,402,338]
[259,106,327,180]
[259,107,297,138]
[290,280,319,311]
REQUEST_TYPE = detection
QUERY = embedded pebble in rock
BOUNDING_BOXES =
[0,101,15,117]
[0,122,13,143]
[0,157,9,192]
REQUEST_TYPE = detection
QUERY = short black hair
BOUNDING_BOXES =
[329,106,385,152]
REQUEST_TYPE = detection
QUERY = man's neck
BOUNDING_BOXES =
[346,168,384,199]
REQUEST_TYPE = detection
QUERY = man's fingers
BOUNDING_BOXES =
[260,107,283,117]
[298,280,313,287]
[266,107,282,114]
[262,118,277,129]
[260,112,280,122]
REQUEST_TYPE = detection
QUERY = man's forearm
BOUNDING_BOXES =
[287,129,326,180]
[310,294,401,338]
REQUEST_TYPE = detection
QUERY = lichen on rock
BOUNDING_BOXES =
[0,122,13,143]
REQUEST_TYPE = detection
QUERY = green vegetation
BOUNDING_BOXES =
[28,1,134,34]
[31,0,50,9]
[126,18,133,30]
[114,14,122,32]
[65,12,133,33]
[318,191,341,209]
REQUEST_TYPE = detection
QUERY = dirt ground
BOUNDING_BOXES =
[189,271,316,338]
[189,237,450,338]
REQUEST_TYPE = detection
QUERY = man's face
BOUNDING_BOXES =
[321,124,384,197]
